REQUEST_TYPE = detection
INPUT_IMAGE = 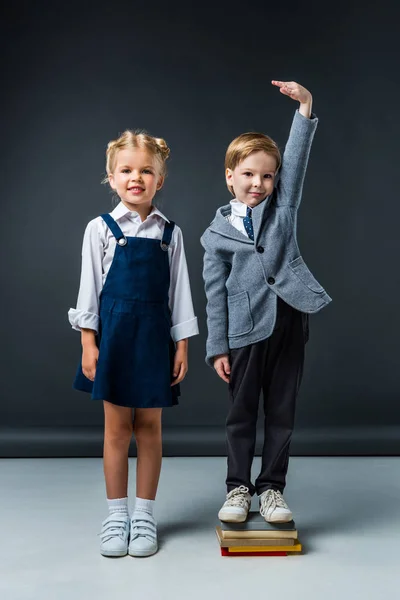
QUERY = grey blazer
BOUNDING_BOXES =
[200,110,332,367]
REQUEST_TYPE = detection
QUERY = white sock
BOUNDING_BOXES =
[133,497,155,517]
[107,497,129,516]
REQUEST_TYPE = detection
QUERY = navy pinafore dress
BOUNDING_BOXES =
[73,213,180,408]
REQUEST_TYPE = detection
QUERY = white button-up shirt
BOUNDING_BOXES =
[226,199,251,237]
[68,202,199,342]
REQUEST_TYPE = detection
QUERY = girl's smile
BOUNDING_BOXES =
[108,148,164,217]
[128,185,145,195]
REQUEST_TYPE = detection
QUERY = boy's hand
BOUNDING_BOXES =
[82,346,99,381]
[272,80,312,104]
[213,354,231,383]
[171,346,188,386]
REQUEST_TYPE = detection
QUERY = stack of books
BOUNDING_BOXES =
[216,512,302,556]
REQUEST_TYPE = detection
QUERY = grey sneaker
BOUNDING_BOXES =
[259,489,293,523]
[99,513,130,557]
[128,512,158,557]
[218,486,251,522]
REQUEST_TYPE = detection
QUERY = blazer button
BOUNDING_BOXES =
[256,246,264,253]
[268,277,275,285]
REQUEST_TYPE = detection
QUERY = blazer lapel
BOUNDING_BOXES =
[208,206,254,245]
[252,193,274,242]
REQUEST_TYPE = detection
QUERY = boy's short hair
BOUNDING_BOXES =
[225,133,281,196]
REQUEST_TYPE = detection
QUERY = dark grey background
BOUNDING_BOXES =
[1,0,399,456]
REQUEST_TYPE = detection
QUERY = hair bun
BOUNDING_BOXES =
[154,137,170,160]
[104,130,170,180]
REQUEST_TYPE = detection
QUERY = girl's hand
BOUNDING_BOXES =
[82,345,99,381]
[213,354,231,383]
[171,347,188,386]
[271,80,312,105]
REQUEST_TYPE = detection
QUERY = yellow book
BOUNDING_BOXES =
[228,542,302,553]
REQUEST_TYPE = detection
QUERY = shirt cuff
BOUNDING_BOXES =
[171,317,199,342]
[68,309,99,333]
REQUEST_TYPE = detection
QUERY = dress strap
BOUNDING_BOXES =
[100,213,128,246]
[160,220,175,251]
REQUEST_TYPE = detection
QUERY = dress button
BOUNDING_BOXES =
[118,238,127,246]
[256,246,264,253]
[267,277,275,285]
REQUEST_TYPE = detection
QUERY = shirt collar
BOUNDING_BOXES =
[110,202,170,223]
[230,199,249,217]
[150,206,170,223]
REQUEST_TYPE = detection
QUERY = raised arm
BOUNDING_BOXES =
[271,80,318,209]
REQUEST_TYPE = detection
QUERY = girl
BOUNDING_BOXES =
[68,131,198,557]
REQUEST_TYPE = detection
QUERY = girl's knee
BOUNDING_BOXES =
[134,417,162,443]
[105,421,133,446]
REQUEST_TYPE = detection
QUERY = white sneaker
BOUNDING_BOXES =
[99,513,130,557]
[128,512,158,557]
[259,489,293,523]
[218,486,251,522]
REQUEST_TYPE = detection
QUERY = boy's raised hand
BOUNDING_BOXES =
[272,80,312,105]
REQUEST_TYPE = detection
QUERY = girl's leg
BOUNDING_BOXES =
[133,408,163,499]
[128,408,162,557]
[103,400,133,499]
[100,401,133,557]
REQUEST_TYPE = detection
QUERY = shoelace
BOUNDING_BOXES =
[99,515,129,543]
[130,516,157,542]
[225,485,250,507]
[260,490,288,514]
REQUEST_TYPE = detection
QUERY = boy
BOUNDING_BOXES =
[201,80,331,523]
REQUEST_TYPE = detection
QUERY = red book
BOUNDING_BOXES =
[221,547,287,557]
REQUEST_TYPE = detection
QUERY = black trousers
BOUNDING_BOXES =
[226,296,307,496]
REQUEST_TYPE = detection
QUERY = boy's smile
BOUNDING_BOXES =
[226,151,277,207]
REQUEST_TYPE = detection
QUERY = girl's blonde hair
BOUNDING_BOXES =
[225,132,281,196]
[103,130,170,183]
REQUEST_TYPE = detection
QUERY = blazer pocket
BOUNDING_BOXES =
[227,291,254,337]
[288,257,325,293]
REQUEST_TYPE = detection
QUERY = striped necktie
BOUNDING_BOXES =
[243,206,254,241]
